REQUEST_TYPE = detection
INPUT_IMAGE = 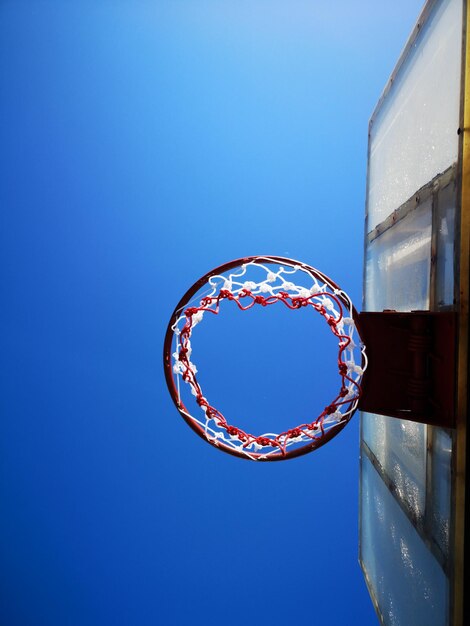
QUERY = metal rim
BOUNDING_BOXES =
[163,255,362,461]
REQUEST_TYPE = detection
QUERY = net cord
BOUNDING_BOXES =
[169,257,367,460]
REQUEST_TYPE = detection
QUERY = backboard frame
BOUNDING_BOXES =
[359,0,469,624]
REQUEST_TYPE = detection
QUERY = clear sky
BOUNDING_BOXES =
[0,1,424,625]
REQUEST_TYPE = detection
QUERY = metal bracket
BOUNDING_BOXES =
[357,311,457,428]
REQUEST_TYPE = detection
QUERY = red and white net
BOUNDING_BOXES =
[167,257,367,460]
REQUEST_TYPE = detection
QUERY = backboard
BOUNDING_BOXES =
[359,0,469,624]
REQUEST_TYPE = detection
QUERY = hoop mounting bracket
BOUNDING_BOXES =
[358,311,457,428]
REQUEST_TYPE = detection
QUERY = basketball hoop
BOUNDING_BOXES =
[163,256,367,461]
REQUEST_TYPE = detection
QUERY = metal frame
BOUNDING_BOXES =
[453,0,470,621]
[366,165,456,244]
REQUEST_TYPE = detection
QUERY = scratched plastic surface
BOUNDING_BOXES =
[360,455,448,626]
[364,200,432,313]
[431,428,452,555]
[367,0,462,231]
[435,183,456,308]
[362,413,426,521]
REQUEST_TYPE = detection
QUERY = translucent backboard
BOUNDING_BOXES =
[360,0,469,624]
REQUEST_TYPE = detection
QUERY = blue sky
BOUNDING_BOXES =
[1,2,424,624]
